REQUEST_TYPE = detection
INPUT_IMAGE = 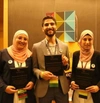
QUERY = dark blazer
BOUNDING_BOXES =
[71,51,100,103]
[32,38,70,97]
[0,49,36,103]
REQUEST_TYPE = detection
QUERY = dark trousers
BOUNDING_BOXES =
[39,86,68,103]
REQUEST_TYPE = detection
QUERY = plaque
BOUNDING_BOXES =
[45,55,63,76]
[10,66,28,89]
[75,68,94,89]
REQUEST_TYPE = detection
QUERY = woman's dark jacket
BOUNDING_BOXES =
[0,49,36,103]
[71,51,100,103]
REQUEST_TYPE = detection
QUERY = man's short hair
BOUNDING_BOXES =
[42,16,57,27]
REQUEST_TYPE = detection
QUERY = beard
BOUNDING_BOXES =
[44,28,56,37]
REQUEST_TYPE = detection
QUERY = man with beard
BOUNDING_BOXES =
[32,16,70,103]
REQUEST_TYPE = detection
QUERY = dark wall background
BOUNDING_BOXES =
[8,0,100,51]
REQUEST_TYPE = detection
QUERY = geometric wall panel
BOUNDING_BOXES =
[64,11,75,42]
[65,11,75,20]
[57,22,64,31]
[65,21,75,31]
[64,32,75,42]
[55,12,64,21]
[56,31,64,38]
[46,12,55,17]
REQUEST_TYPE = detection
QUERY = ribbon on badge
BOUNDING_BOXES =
[49,78,58,87]
[18,89,28,100]
[78,90,88,99]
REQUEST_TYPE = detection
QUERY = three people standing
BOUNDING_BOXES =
[1,16,100,103]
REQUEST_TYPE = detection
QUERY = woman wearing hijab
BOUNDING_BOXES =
[71,30,100,103]
[0,30,36,103]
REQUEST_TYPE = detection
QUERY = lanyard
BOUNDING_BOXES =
[45,38,61,55]
[81,62,88,69]
[46,39,58,55]
[46,44,57,55]
[17,62,22,67]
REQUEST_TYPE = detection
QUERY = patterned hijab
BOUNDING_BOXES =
[7,30,32,63]
[78,30,94,62]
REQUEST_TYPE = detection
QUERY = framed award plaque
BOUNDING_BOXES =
[75,68,94,89]
[45,55,63,76]
[10,66,28,89]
